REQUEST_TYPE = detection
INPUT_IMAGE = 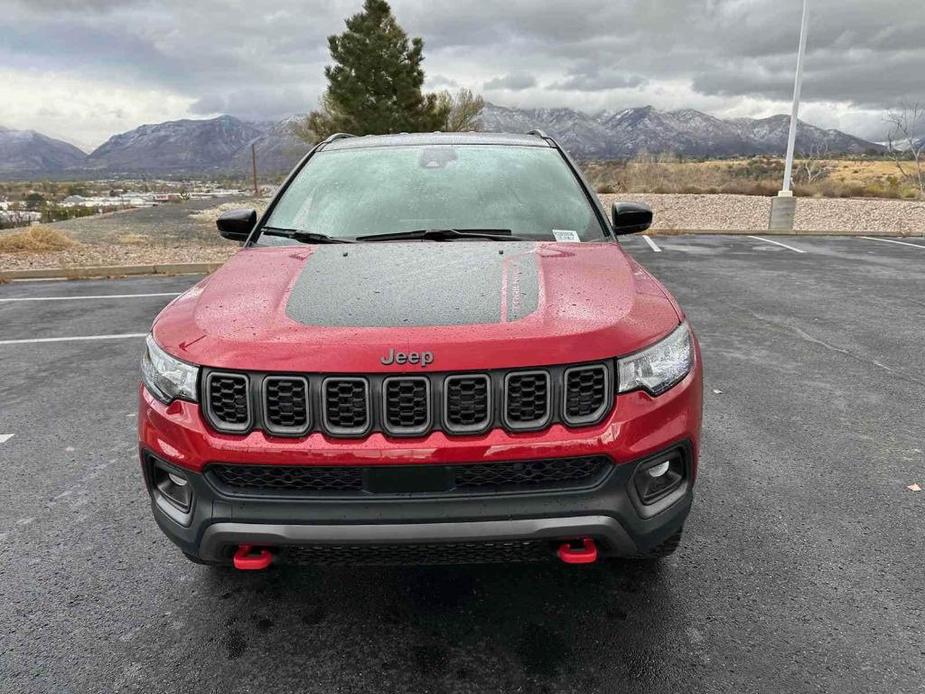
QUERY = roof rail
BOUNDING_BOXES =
[527,129,549,139]
[321,132,355,145]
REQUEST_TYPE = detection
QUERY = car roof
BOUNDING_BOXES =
[320,131,550,151]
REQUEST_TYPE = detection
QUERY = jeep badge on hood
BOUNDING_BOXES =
[380,349,435,367]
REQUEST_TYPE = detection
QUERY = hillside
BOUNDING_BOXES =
[0,127,87,176]
[85,115,263,174]
[2,105,885,178]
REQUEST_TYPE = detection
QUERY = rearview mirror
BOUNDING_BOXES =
[611,202,653,235]
[216,208,257,242]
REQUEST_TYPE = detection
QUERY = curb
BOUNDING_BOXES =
[1,262,224,281]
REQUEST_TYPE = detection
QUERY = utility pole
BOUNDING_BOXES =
[769,0,810,230]
[251,143,259,196]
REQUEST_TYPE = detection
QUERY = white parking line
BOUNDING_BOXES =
[747,236,806,254]
[642,235,662,252]
[0,292,179,303]
[0,434,14,444]
[0,333,147,346]
[860,236,925,250]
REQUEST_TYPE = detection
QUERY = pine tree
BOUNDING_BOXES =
[296,0,451,141]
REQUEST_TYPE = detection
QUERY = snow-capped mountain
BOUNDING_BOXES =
[0,104,883,179]
[479,103,881,158]
[231,115,311,174]
[85,115,263,174]
[0,126,87,176]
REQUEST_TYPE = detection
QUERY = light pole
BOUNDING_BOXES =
[769,0,810,230]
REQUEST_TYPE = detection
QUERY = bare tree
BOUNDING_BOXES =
[437,88,485,132]
[794,141,831,185]
[886,101,924,196]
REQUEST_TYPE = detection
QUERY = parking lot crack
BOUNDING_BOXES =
[726,302,925,389]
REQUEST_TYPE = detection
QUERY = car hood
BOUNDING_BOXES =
[153,242,682,372]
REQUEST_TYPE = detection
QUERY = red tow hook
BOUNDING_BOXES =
[557,538,598,564]
[233,545,273,571]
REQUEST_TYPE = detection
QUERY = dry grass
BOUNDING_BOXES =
[585,156,923,199]
[0,226,77,253]
[116,232,150,245]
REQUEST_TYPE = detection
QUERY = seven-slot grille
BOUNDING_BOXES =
[202,363,612,437]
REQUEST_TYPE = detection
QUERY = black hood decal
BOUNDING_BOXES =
[285,243,539,327]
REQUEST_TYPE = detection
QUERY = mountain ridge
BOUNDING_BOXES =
[0,105,885,179]
[0,126,90,177]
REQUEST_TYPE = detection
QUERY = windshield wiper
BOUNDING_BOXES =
[260,227,355,244]
[356,228,526,242]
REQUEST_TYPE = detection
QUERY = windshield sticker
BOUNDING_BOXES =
[552,229,580,243]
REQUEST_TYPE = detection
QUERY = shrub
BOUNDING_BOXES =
[0,226,76,252]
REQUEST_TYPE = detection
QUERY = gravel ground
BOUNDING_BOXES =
[599,193,925,234]
[0,244,236,271]
[2,193,924,272]
[0,197,247,271]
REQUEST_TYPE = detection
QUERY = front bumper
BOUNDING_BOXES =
[143,446,693,562]
[139,364,701,564]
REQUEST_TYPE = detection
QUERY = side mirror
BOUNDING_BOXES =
[611,202,653,235]
[217,208,257,242]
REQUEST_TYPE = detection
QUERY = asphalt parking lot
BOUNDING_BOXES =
[1,234,923,693]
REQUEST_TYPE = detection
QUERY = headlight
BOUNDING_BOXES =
[141,334,199,404]
[618,322,693,396]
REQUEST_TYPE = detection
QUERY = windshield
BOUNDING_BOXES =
[255,144,607,244]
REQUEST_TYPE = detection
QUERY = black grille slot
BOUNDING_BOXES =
[206,373,250,430]
[207,456,609,497]
[281,541,551,566]
[264,377,309,434]
[211,464,363,493]
[564,365,609,424]
[455,456,608,490]
[504,371,550,428]
[383,377,430,435]
[444,375,490,432]
[323,378,369,434]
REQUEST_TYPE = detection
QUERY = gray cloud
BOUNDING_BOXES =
[2,0,923,145]
[549,67,647,92]
[484,73,538,91]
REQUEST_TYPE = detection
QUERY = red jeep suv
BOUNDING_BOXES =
[139,131,702,570]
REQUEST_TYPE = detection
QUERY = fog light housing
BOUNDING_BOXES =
[634,452,685,505]
[151,460,192,513]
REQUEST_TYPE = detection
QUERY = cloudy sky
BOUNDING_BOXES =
[2,0,923,150]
